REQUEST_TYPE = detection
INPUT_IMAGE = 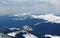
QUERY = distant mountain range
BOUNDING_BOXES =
[12,13,60,23]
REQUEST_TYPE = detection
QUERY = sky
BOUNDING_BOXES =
[0,0,60,15]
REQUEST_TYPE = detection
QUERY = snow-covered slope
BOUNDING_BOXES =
[7,30,38,38]
[11,13,60,23]
[45,34,60,38]
[23,33,38,38]
[11,13,32,20]
[7,25,34,37]
[23,25,33,31]
[9,28,20,30]
[13,13,31,17]
[7,30,21,37]
[32,14,60,23]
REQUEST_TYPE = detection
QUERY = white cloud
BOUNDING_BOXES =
[39,0,60,5]
[4,0,60,5]
[0,0,59,15]
[49,0,60,6]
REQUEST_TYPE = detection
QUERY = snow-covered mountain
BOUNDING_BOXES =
[32,14,60,23]
[0,13,60,38]
[12,13,60,23]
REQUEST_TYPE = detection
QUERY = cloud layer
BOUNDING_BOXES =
[0,0,60,15]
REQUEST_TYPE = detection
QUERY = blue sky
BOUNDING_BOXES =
[0,0,60,15]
